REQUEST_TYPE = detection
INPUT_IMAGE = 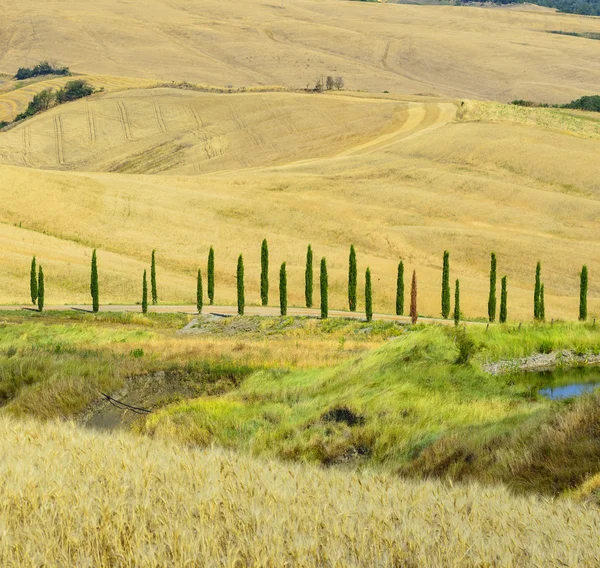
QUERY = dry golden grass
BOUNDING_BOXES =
[1,416,599,567]
[0,91,599,320]
[0,75,157,123]
[1,0,600,102]
[0,88,431,173]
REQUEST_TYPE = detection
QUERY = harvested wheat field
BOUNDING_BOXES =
[1,0,600,102]
[0,92,599,319]
[0,416,598,567]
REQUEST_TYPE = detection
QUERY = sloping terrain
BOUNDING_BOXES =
[0,0,600,103]
[0,93,599,319]
[0,75,157,123]
[0,416,599,566]
[0,88,450,174]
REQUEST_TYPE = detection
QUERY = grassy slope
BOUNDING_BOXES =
[1,0,600,103]
[141,321,600,495]
[2,311,598,496]
[2,417,600,567]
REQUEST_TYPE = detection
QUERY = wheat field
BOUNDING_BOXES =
[0,416,598,567]
[1,0,600,102]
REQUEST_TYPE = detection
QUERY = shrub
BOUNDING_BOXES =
[580,265,588,321]
[455,328,477,364]
[37,266,45,313]
[280,262,287,317]
[396,261,404,316]
[441,251,450,319]
[237,255,245,316]
[320,258,328,319]
[365,267,373,323]
[208,247,215,305]
[261,239,269,307]
[55,80,94,104]
[14,61,70,81]
[348,245,357,312]
[142,270,148,314]
[488,252,497,323]
[305,245,313,308]
[197,269,203,315]
[29,256,37,305]
[15,89,55,121]
[90,249,99,313]
[151,250,158,305]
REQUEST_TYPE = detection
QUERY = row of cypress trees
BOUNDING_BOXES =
[26,243,592,323]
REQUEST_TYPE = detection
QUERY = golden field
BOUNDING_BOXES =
[1,0,600,103]
[0,91,599,319]
[0,416,599,567]
[0,0,598,321]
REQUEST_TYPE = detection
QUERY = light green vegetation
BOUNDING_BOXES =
[1,312,599,496]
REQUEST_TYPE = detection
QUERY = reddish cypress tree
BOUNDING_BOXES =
[410,270,418,325]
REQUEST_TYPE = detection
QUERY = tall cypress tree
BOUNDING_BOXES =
[410,270,418,325]
[488,252,497,322]
[540,283,545,321]
[320,257,328,319]
[534,261,542,320]
[365,267,372,323]
[30,256,37,305]
[90,249,99,313]
[499,276,508,324]
[348,245,357,312]
[396,261,404,316]
[441,251,450,318]
[237,254,245,316]
[197,268,203,314]
[305,245,313,308]
[37,266,44,313]
[454,279,460,326]
[280,262,287,316]
[260,239,269,306]
[207,246,215,305]
[151,250,158,305]
[142,270,148,314]
[580,265,588,322]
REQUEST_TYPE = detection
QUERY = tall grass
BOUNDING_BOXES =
[2,417,600,567]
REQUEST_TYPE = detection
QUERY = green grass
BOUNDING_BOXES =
[1,312,599,495]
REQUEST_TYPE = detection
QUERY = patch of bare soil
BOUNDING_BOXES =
[78,368,242,431]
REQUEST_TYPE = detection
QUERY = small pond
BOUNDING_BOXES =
[530,366,600,400]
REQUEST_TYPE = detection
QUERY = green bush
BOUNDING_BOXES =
[14,62,70,81]
[55,80,94,104]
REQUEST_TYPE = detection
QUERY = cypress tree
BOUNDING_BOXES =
[534,261,542,320]
[151,250,158,305]
[320,257,328,319]
[30,256,37,305]
[540,283,545,321]
[488,252,497,322]
[396,261,404,316]
[90,249,99,313]
[207,246,215,305]
[348,245,357,312]
[37,266,44,313]
[305,245,313,308]
[410,270,418,325]
[197,268,203,314]
[580,265,588,322]
[441,251,450,318]
[237,254,245,316]
[280,262,287,316]
[365,267,372,323]
[142,270,148,314]
[260,239,269,306]
[499,276,508,324]
[454,279,460,326]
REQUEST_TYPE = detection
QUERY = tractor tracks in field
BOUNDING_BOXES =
[117,100,134,141]
[22,126,32,167]
[86,101,97,145]
[54,115,66,165]
[153,97,167,134]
